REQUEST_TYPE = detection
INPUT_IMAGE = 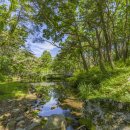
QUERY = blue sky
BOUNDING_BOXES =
[25,25,60,58]
[2,0,60,57]
[26,40,60,57]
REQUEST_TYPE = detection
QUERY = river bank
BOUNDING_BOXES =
[0,82,85,130]
[1,78,130,130]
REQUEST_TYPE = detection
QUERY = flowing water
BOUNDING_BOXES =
[30,82,130,130]
[30,82,81,130]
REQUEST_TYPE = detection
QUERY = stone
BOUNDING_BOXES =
[26,122,40,130]
[2,113,11,119]
[118,103,123,109]
[0,108,3,113]
[0,125,4,130]
[83,99,130,130]
[43,114,67,130]
[16,120,25,128]
[7,99,14,103]
[76,125,87,130]
[51,105,58,110]
[16,116,24,122]
[6,120,16,130]
[0,115,4,121]
[43,117,48,121]
[26,103,31,107]
[122,126,130,130]
[12,109,20,116]
[32,118,41,123]
[16,128,26,130]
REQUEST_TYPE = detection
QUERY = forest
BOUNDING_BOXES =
[0,0,130,130]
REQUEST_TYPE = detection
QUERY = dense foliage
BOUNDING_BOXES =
[30,0,130,101]
[0,0,130,100]
[0,0,53,81]
[32,0,130,72]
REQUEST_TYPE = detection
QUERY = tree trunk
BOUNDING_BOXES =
[114,42,120,60]
[123,0,129,62]
[79,43,89,71]
[74,23,89,71]
[95,28,106,72]
[97,1,114,69]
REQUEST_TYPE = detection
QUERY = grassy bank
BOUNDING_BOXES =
[68,65,130,102]
[0,82,29,100]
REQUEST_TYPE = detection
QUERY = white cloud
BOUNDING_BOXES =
[26,41,57,57]
[35,42,56,51]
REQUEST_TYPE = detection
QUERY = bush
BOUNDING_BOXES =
[69,68,110,89]
[78,82,93,98]
[68,65,130,101]
[0,73,6,82]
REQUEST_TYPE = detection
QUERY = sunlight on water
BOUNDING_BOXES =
[32,82,76,130]
[38,97,70,117]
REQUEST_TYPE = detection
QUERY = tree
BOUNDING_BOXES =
[40,51,52,68]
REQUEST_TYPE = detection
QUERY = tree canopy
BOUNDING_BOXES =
[30,0,130,73]
[0,0,130,81]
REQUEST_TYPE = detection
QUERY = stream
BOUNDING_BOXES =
[29,82,130,130]
[30,82,82,130]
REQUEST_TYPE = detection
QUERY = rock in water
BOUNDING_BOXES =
[43,114,67,130]
[51,105,58,110]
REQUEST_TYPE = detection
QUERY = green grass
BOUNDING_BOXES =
[0,82,29,100]
[97,67,130,102]
[70,65,130,102]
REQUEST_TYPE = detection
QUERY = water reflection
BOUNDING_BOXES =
[32,82,77,130]
[38,96,70,117]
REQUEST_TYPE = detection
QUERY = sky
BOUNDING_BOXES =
[26,40,60,57]
[25,25,60,58]
[2,0,60,58]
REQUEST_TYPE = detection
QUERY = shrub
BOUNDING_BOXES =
[0,73,6,82]
[78,82,93,98]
